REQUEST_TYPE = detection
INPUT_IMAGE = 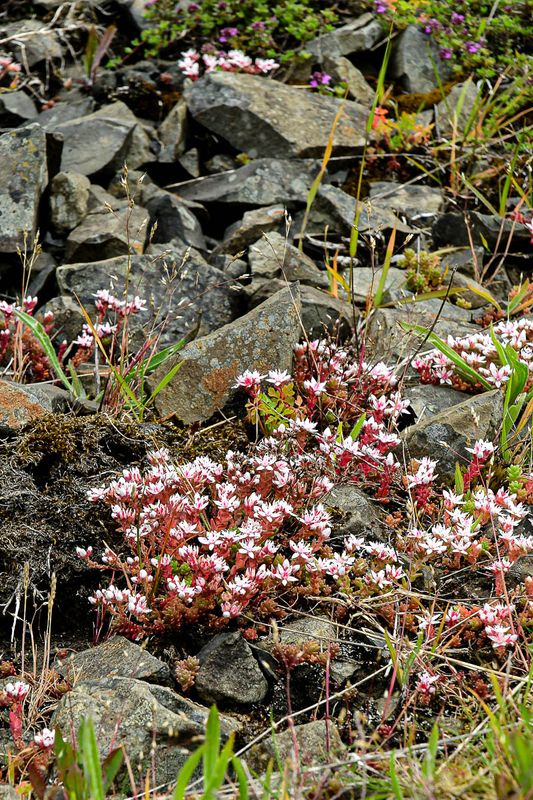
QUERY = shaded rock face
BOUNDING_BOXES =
[306,13,382,59]
[171,158,320,207]
[184,72,367,158]
[246,720,345,774]
[52,677,239,786]
[400,390,503,481]
[195,632,268,706]
[49,171,91,234]
[56,250,243,345]
[391,24,452,93]
[324,484,387,543]
[150,284,302,424]
[0,125,51,253]
[56,636,172,686]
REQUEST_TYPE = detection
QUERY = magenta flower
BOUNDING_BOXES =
[465,40,482,53]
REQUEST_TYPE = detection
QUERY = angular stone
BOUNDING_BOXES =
[149,285,301,424]
[350,266,410,305]
[433,211,532,250]
[2,20,62,68]
[400,390,503,481]
[246,720,345,774]
[56,636,172,686]
[0,90,37,127]
[170,159,319,207]
[65,203,149,262]
[49,109,136,178]
[56,249,242,345]
[216,206,286,255]
[322,56,375,105]
[316,184,412,235]
[0,381,71,434]
[306,14,382,59]
[158,98,187,163]
[406,383,470,423]
[52,677,239,786]
[324,484,386,542]
[279,616,336,648]
[369,181,444,221]
[300,285,356,338]
[143,186,206,250]
[391,25,451,93]
[436,80,479,138]
[184,72,367,158]
[49,171,91,233]
[366,307,475,363]
[195,632,268,707]
[248,232,328,289]
[0,125,49,253]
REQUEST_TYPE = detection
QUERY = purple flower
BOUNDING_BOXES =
[451,12,465,24]
[439,47,453,60]
[374,0,388,12]
[251,20,266,30]
[465,40,481,53]
[187,2,199,10]
[219,26,239,43]
[309,71,332,88]
[422,17,441,34]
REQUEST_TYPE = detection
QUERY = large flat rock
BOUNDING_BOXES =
[184,72,367,158]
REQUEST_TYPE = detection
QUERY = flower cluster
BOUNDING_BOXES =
[85,343,414,636]
[177,48,279,80]
[413,318,533,393]
[71,289,146,360]
[0,295,63,382]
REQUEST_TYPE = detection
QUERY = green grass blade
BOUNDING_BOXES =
[389,752,404,800]
[372,227,396,308]
[79,718,105,800]
[231,755,250,800]
[172,744,205,800]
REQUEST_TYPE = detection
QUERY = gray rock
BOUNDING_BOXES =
[90,101,157,169]
[52,677,239,786]
[196,633,268,707]
[246,720,345,774]
[115,0,151,31]
[205,153,238,173]
[215,206,286,255]
[37,98,95,128]
[300,285,356,337]
[0,787,18,800]
[440,247,485,281]
[391,25,451,93]
[316,184,412,236]
[306,13,382,59]
[65,203,149,262]
[0,90,37,126]
[322,56,375,105]
[49,171,91,233]
[400,390,503,481]
[449,272,490,309]
[56,636,172,686]
[149,284,301,424]
[57,249,242,346]
[179,147,201,177]
[366,307,475,363]
[433,211,532,250]
[170,159,319,208]
[2,20,62,68]
[143,186,206,250]
[369,181,444,222]
[0,124,50,253]
[324,484,386,543]
[184,72,367,158]
[158,98,187,163]
[436,80,479,138]
[279,616,336,647]
[0,381,72,434]
[248,232,329,289]
[406,383,470,423]
[48,108,136,178]
[350,266,409,305]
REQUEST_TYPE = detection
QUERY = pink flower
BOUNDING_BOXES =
[34,728,55,748]
[485,624,518,649]
[233,370,265,389]
[4,682,30,701]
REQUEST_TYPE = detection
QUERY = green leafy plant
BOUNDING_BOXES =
[398,248,447,295]
[53,718,123,800]
[128,0,337,63]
